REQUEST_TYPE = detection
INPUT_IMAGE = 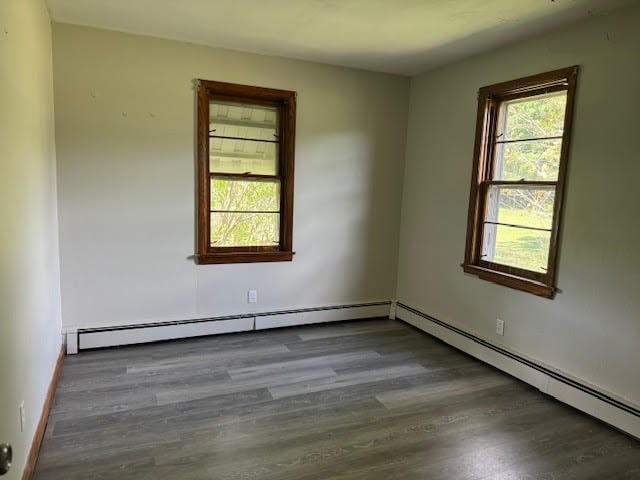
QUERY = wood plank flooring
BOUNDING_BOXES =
[35,319,640,479]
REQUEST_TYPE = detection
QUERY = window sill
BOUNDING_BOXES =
[461,264,555,299]
[196,251,293,265]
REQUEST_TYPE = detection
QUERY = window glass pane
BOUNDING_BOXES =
[210,212,280,247]
[493,138,561,181]
[209,138,277,175]
[482,223,551,273]
[210,179,280,213]
[210,100,278,142]
[485,186,555,230]
[482,185,554,273]
[497,92,567,141]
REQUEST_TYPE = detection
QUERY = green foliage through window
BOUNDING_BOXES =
[210,179,280,247]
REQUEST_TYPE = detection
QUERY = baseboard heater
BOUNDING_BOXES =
[69,301,391,352]
[396,301,640,439]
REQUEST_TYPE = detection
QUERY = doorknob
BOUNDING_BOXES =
[0,444,11,475]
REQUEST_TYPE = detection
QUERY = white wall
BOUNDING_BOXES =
[0,0,63,478]
[52,24,409,330]
[397,3,640,406]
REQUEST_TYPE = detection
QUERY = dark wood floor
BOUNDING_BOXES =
[35,319,639,479]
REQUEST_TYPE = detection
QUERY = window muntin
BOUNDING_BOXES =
[463,67,578,298]
[196,80,296,264]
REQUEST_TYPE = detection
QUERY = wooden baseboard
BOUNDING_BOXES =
[22,346,64,480]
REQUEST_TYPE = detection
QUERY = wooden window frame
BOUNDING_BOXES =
[462,66,579,298]
[195,80,296,265]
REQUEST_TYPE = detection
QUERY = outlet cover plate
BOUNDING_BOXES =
[248,289,258,304]
[19,402,25,432]
[496,318,505,336]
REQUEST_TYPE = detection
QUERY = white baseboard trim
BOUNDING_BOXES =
[78,317,254,350]
[255,303,390,330]
[71,301,391,352]
[66,330,78,354]
[396,302,640,439]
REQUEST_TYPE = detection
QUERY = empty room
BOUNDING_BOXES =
[1,0,639,478]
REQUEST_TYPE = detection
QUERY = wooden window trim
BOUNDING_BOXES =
[195,80,296,265]
[462,66,579,298]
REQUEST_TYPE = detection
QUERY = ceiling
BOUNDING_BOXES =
[47,0,632,76]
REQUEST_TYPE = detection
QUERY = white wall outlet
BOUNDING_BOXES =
[19,401,26,432]
[248,289,258,304]
[496,318,505,336]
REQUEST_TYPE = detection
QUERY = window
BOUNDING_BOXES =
[196,80,296,264]
[462,67,579,298]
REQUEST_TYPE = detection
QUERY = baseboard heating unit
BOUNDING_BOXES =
[66,301,391,352]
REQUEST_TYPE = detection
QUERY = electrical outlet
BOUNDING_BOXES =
[19,402,25,433]
[496,318,505,336]
[248,289,258,304]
